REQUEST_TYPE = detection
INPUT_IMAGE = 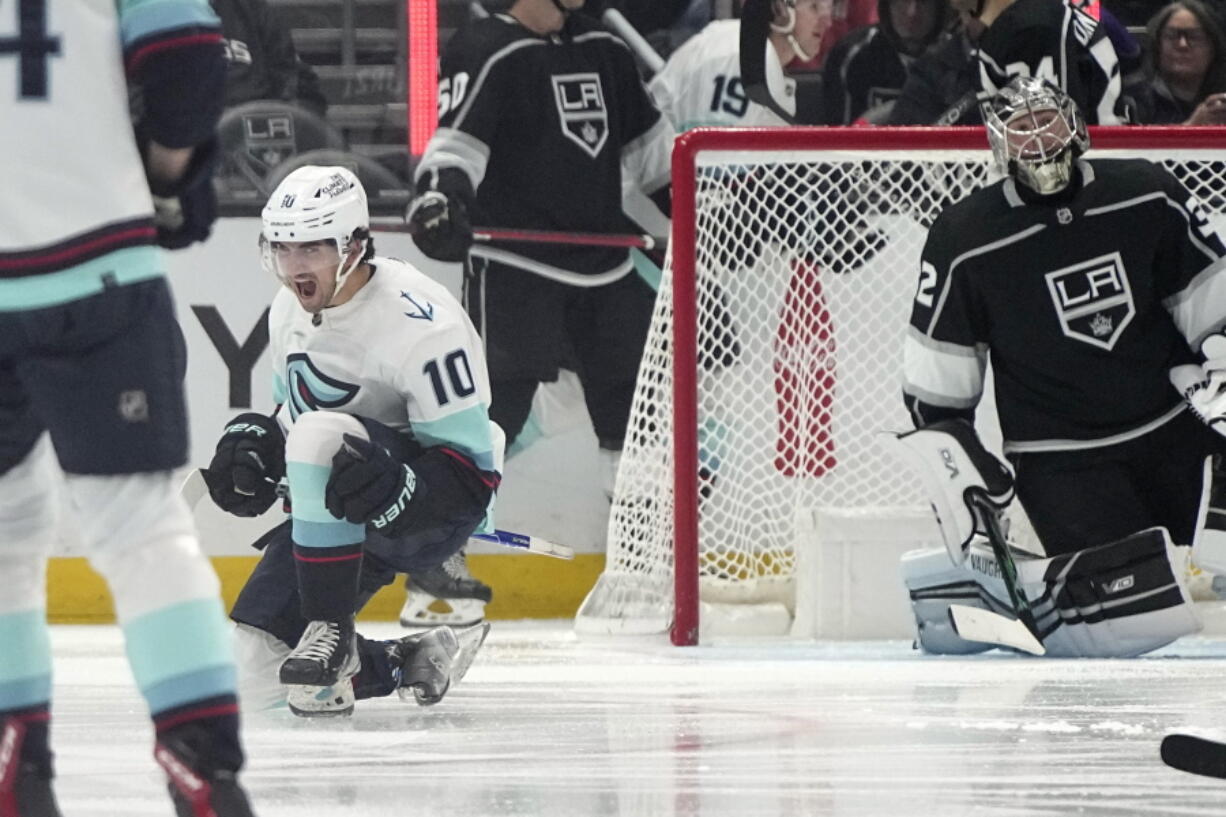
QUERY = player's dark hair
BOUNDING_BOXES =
[354,227,375,262]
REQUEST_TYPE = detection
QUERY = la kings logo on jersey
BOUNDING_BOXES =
[1044,252,1134,351]
[552,73,608,158]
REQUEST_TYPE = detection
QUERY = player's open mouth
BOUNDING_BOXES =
[295,279,318,299]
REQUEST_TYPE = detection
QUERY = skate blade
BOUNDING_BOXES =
[399,595,487,628]
[450,622,491,686]
[395,622,490,706]
[286,680,356,718]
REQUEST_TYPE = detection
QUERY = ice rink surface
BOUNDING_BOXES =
[46,621,1226,816]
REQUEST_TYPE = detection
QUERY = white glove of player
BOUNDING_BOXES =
[1171,334,1226,436]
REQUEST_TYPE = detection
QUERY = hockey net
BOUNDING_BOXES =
[574,127,1226,645]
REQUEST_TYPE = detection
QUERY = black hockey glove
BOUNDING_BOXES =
[147,137,220,250]
[408,168,476,262]
[326,434,419,536]
[407,191,473,262]
[202,412,285,517]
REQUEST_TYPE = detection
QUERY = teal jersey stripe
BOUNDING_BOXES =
[0,247,163,312]
[286,461,364,546]
[144,665,238,715]
[292,518,366,548]
[415,405,499,472]
[0,676,52,710]
[0,610,52,686]
[272,372,287,406]
[286,462,340,524]
[119,0,220,45]
[122,598,234,693]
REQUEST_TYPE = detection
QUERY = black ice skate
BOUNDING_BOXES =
[280,619,359,686]
[388,622,491,705]
[155,733,256,817]
[400,549,492,628]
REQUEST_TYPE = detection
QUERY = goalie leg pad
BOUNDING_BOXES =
[902,528,1200,657]
[880,420,1013,565]
[1193,455,1226,574]
[901,547,995,655]
[1040,527,1200,657]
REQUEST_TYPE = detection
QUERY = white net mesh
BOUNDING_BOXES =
[575,131,1226,640]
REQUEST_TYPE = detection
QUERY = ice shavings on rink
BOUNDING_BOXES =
[48,621,1226,816]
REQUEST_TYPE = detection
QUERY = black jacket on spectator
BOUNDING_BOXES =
[887,29,983,124]
[821,28,914,123]
[1130,76,1197,122]
[821,0,949,124]
[210,0,328,116]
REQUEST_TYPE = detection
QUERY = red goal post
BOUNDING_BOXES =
[575,126,1226,646]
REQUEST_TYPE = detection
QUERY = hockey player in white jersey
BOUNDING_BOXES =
[649,0,832,129]
[201,166,503,716]
[1,1,258,815]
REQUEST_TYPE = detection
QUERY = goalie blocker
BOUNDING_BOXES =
[885,421,1199,656]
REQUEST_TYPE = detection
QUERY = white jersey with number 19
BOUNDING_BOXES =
[649,19,793,132]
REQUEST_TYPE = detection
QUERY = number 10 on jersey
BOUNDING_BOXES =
[423,349,476,406]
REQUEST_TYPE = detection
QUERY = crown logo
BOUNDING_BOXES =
[1089,312,1113,337]
[582,122,598,144]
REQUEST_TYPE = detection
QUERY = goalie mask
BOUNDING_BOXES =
[261,165,370,310]
[984,77,1089,196]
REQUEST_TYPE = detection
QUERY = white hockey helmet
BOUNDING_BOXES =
[984,76,1089,196]
[261,165,370,299]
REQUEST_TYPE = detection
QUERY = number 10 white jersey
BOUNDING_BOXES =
[268,257,504,477]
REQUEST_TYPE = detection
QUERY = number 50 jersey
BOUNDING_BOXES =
[269,257,504,479]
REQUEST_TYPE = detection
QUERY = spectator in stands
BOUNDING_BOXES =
[821,0,950,124]
[1131,0,1226,123]
[887,10,986,123]
[211,0,329,117]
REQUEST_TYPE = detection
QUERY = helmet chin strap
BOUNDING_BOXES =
[770,5,813,62]
[325,239,367,307]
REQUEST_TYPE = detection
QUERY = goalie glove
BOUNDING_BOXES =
[1171,334,1226,436]
[326,434,419,536]
[201,412,285,517]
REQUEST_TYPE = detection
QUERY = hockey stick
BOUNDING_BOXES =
[470,529,575,560]
[179,468,208,510]
[948,490,1046,655]
[370,219,667,251]
[948,604,1045,655]
[180,468,574,559]
[602,9,665,75]
[1160,733,1226,778]
[738,0,799,125]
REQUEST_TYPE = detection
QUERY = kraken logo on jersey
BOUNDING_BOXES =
[551,73,609,158]
[1044,252,1135,351]
[285,353,360,419]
